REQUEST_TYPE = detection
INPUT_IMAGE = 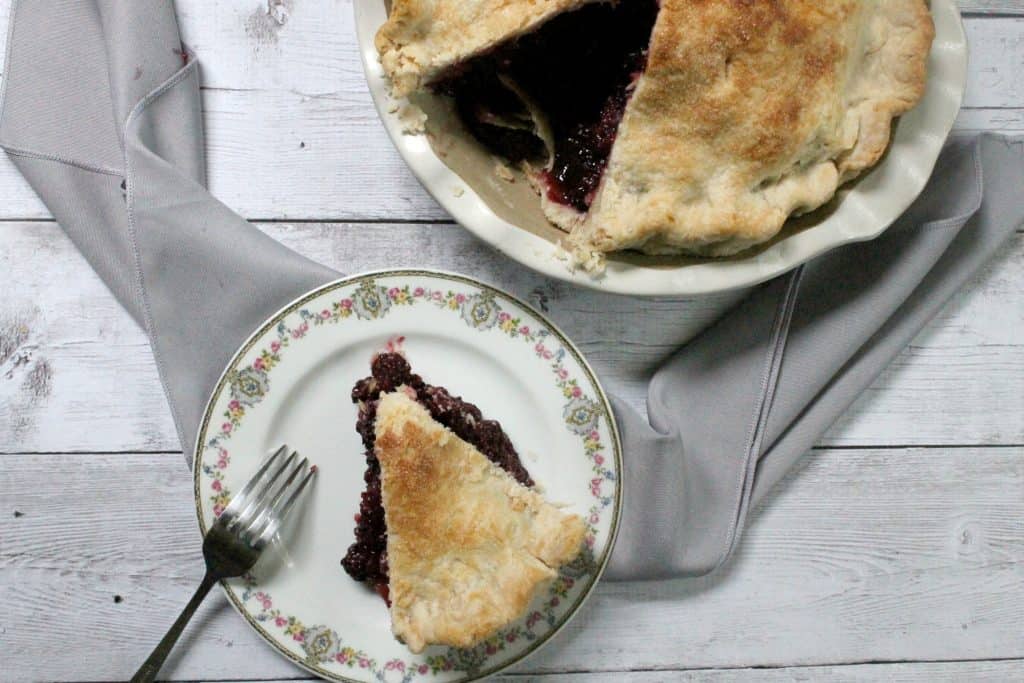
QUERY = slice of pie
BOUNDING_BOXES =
[342,353,585,653]
[377,0,934,265]
[375,390,586,653]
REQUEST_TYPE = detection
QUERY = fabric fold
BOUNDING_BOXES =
[2,0,1022,582]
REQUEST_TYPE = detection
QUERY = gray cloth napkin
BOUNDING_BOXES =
[2,0,1022,581]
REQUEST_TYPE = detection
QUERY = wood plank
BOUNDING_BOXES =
[0,87,448,222]
[961,1,1024,15]
[964,19,1024,109]
[956,107,1024,131]
[0,7,1020,220]
[214,659,1024,683]
[1,447,1021,680]
[0,220,741,453]
[3,102,1017,225]
[1,96,1017,223]
[2,222,1023,454]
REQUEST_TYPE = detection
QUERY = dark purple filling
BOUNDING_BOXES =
[434,0,660,212]
[341,353,533,602]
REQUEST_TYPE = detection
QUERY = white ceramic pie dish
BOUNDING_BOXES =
[354,0,968,297]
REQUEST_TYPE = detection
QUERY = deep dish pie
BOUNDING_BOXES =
[342,353,586,652]
[376,0,935,264]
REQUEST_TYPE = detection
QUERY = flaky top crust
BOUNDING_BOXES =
[376,0,933,260]
[574,0,934,257]
[374,391,586,654]
[376,0,595,98]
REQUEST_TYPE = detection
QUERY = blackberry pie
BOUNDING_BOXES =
[376,0,934,264]
[342,353,586,653]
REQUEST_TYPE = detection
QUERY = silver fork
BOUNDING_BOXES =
[131,445,316,683]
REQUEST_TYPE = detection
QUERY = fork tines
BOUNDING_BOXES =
[217,444,315,549]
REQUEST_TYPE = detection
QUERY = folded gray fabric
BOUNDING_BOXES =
[2,0,1022,581]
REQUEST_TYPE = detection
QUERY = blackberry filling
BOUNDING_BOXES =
[341,353,533,602]
[433,0,659,212]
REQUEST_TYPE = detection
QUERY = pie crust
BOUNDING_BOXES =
[375,0,589,98]
[376,0,934,263]
[578,0,935,257]
[374,391,586,653]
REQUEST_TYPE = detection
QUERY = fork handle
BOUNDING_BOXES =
[130,571,219,682]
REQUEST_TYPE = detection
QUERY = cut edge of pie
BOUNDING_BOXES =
[375,0,935,268]
[374,390,586,653]
[375,0,591,99]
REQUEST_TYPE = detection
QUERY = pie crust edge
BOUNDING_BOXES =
[375,0,594,98]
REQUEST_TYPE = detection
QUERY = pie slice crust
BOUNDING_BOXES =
[374,390,586,653]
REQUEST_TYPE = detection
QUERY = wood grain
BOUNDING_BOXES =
[2,222,1022,454]
[1,447,1021,680]
[961,0,1024,13]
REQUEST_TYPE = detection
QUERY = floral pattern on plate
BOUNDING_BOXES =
[196,272,620,682]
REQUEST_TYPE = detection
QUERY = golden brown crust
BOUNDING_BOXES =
[376,0,934,261]
[374,391,586,653]
[376,0,596,98]
[571,0,934,258]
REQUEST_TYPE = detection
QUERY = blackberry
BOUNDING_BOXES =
[351,377,377,403]
[371,352,412,392]
[341,543,371,581]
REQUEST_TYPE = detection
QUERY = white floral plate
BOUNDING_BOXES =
[355,0,967,296]
[193,270,622,682]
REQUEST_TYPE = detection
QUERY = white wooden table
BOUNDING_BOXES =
[1,1,1022,681]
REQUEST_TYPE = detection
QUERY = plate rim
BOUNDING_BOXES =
[355,0,968,297]
[191,267,624,683]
